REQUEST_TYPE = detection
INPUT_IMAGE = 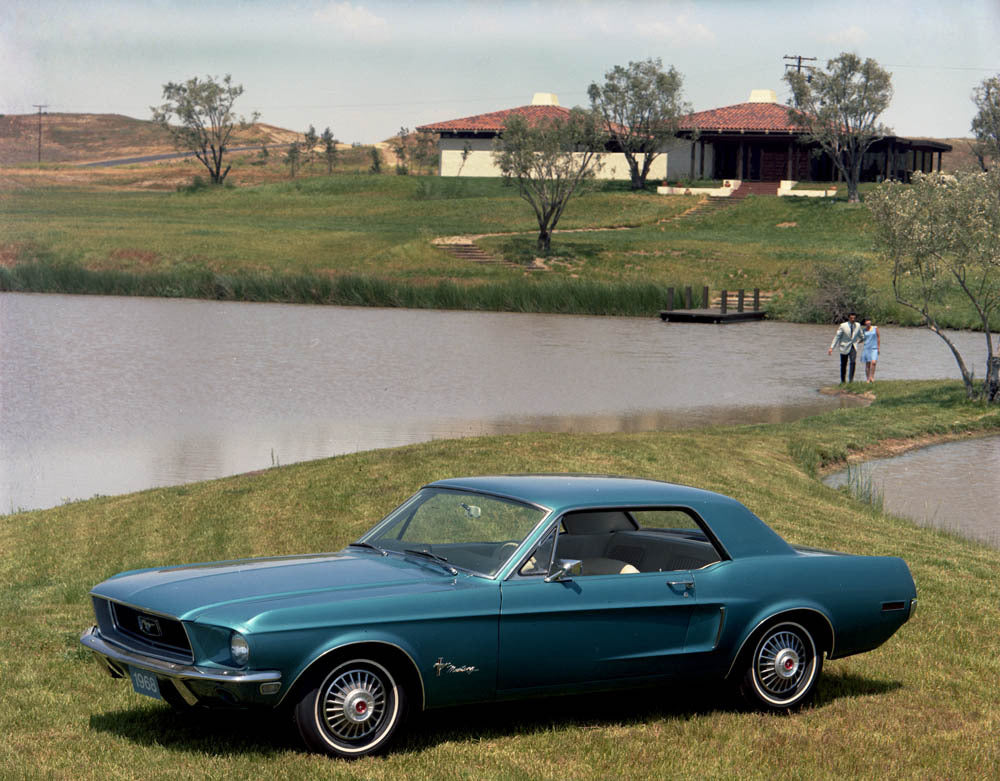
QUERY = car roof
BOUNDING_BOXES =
[425,474,794,558]
[427,474,723,512]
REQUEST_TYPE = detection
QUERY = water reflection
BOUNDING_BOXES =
[824,436,1000,548]
[1,293,993,513]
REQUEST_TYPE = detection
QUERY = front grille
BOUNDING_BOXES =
[108,601,193,661]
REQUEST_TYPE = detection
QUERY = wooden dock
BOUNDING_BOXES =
[660,308,766,324]
[659,287,768,324]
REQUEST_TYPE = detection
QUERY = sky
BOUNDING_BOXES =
[4,0,999,143]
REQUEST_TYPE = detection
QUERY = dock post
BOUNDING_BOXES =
[702,286,709,308]
[684,286,693,309]
[737,289,745,313]
[666,287,674,310]
[753,288,760,310]
[720,290,728,315]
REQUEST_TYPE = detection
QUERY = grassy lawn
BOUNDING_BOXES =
[2,381,1000,778]
[3,168,996,327]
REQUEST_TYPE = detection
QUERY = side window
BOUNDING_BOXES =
[518,528,556,576]
[632,509,703,533]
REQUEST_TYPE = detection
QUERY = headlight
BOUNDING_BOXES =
[230,632,250,667]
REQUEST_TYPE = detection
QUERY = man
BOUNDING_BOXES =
[828,312,863,383]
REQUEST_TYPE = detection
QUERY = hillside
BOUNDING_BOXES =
[0,112,301,165]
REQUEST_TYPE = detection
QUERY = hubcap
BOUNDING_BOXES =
[322,668,386,741]
[756,629,810,698]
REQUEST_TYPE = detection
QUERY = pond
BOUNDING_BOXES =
[1,292,991,514]
[824,436,1000,548]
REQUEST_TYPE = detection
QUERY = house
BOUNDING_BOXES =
[419,89,951,190]
[673,89,951,185]
[416,92,666,181]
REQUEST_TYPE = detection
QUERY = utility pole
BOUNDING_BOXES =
[783,55,817,78]
[32,104,48,163]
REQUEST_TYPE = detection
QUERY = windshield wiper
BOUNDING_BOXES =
[403,548,458,575]
[348,541,387,556]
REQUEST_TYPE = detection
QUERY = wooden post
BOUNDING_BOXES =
[702,286,709,309]
[699,139,706,178]
[685,286,693,309]
[786,141,793,180]
[937,151,942,172]
[666,287,674,311]
[737,289,745,313]
[720,289,728,315]
[690,142,696,179]
[753,288,760,310]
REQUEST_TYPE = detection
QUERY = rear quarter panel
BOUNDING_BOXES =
[693,551,916,672]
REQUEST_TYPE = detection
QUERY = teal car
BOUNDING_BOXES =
[81,475,916,758]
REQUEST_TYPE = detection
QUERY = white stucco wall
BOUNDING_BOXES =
[437,137,667,181]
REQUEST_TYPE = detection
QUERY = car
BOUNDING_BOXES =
[81,474,916,758]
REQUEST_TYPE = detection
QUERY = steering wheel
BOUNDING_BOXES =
[495,541,520,562]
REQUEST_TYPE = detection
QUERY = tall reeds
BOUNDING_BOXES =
[0,261,679,317]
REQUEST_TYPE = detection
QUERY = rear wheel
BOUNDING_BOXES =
[293,657,406,758]
[740,621,822,711]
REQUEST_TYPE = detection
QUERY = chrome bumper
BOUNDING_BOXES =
[81,626,281,705]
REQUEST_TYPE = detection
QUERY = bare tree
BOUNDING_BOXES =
[492,109,605,252]
[588,58,689,190]
[868,169,1000,401]
[785,53,892,203]
[971,74,1000,172]
[151,74,258,185]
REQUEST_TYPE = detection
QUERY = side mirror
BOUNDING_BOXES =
[544,558,582,583]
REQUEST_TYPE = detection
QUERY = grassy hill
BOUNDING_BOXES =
[0,112,301,165]
[2,381,999,778]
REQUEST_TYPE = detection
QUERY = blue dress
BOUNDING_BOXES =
[862,327,879,362]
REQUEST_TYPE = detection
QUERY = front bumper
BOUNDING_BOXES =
[81,626,282,707]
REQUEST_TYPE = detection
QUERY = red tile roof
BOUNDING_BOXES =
[418,104,571,134]
[679,102,805,133]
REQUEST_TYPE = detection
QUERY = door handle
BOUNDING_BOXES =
[667,579,694,595]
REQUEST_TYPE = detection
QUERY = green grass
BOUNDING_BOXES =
[2,172,997,328]
[2,380,1000,778]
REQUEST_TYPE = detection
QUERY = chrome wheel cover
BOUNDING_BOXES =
[753,624,815,704]
[320,667,387,743]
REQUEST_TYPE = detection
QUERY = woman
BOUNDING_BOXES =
[861,317,880,383]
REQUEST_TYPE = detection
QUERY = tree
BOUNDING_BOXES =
[492,108,605,252]
[588,58,688,190]
[369,146,383,174]
[412,130,439,175]
[785,53,892,203]
[302,125,319,169]
[321,127,337,174]
[151,74,258,185]
[393,127,410,175]
[867,169,1000,402]
[285,141,301,178]
[970,74,1000,171]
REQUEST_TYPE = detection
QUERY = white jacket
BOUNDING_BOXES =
[830,321,863,355]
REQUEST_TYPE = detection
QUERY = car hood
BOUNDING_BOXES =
[91,550,467,622]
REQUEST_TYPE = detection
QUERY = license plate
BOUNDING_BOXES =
[129,666,162,700]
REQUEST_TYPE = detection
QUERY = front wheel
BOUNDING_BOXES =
[740,621,822,711]
[294,658,406,758]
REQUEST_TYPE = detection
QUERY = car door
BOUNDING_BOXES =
[497,540,696,691]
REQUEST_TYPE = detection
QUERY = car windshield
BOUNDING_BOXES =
[361,487,548,577]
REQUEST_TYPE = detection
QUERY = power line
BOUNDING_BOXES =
[31,104,48,163]
[783,55,817,75]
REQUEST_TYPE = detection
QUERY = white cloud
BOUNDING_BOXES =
[314,1,389,39]
[636,13,716,45]
[824,25,869,46]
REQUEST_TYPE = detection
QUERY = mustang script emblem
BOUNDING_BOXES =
[433,657,478,677]
[137,616,162,637]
